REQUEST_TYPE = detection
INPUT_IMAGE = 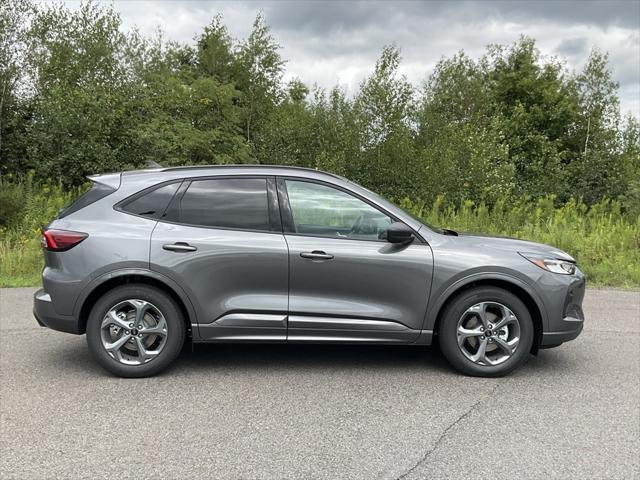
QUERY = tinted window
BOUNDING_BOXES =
[285,180,391,241]
[58,182,115,219]
[122,182,180,219]
[178,178,270,230]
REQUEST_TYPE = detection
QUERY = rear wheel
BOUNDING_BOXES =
[438,287,533,377]
[86,284,185,377]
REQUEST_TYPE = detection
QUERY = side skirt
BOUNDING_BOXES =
[194,313,432,345]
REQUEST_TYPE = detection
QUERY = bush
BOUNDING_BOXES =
[0,177,84,286]
[1,179,638,288]
[0,178,25,227]
[401,195,640,287]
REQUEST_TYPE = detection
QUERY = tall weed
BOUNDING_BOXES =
[1,179,638,287]
[401,195,640,287]
[0,176,84,287]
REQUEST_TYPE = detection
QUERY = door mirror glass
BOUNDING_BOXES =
[385,222,415,244]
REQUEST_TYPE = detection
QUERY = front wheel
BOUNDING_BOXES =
[86,284,186,377]
[438,287,534,377]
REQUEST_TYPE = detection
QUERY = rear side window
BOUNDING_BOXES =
[58,182,115,219]
[176,178,270,231]
[121,182,180,219]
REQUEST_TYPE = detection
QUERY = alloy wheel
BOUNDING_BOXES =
[100,299,168,365]
[456,301,520,366]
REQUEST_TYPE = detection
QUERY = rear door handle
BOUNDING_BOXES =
[300,250,334,260]
[163,242,197,252]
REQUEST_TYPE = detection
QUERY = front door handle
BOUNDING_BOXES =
[300,250,334,260]
[163,242,197,252]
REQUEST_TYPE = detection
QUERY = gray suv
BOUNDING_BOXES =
[33,166,585,377]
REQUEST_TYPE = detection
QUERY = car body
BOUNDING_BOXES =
[33,165,585,377]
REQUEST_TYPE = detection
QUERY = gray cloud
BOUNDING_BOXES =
[261,0,640,33]
[555,37,589,57]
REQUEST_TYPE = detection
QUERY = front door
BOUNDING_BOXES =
[150,176,288,341]
[279,178,433,343]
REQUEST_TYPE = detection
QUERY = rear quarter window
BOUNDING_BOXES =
[119,182,181,219]
[58,183,116,219]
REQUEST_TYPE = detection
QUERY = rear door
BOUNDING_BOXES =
[279,178,433,343]
[149,176,289,341]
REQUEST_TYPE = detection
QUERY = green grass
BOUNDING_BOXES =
[0,237,43,287]
[1,178,638,288]
[0,176,83,288]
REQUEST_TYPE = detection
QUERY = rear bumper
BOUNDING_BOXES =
[33,289,82,335]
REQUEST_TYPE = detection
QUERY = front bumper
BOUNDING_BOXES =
[539,270,586,348]
[33,289,82,334]
[540,316,584,348]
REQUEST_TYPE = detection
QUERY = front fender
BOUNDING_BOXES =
[422,270,550,332]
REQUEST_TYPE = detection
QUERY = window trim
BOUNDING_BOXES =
[276,176,425,244]
[158,175,282,234]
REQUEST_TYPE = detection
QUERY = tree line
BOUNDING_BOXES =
[1,1,638,211]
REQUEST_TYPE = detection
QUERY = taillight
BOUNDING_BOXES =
[41,229,88,252]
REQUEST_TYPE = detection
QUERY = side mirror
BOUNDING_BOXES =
[385,222,415,244]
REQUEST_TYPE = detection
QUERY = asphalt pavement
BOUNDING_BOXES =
[0,287,638,479]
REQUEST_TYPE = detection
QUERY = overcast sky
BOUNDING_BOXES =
[59,0,639,117]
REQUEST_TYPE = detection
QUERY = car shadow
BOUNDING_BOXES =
[175,342,452,374]
[46,336,581,378]
[41,336,453,377]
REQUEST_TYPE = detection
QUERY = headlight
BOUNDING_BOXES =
[519,253,576,275]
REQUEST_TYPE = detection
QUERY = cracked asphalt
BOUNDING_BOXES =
[1,287,639,479]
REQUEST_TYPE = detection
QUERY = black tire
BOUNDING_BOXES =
[438,287,534,377]
[86,284,186,378]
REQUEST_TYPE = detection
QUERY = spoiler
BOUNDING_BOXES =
[86,172,122,190]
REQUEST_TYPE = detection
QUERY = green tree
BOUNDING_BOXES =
[619,115,640,217]
[0,0,33,175]
[196,15,235,83]
[417,52,514,204]
[253,78,316,166]
[0,2,636,210]
[569,49,627,203]
[483,37,580,198]
[352,45,417,197]
[310,86,360,175]
[234,13,285,144]
[24,2,136,183]
[127,40,248,166]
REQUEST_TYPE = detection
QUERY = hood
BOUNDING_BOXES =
[452,231,576,262]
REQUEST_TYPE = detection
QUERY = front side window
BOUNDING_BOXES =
[177,178,270,231]
[285,180,391,241]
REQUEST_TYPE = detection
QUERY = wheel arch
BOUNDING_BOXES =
[429,275,547,353]
[75,269,196,336]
